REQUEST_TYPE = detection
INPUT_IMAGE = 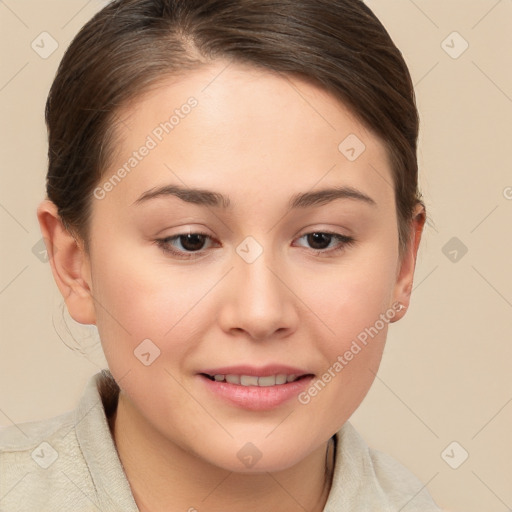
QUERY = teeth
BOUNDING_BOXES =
[208,373,303,386]
[240,375,259,386]
[276,374,287,385]
[257,375,276,387]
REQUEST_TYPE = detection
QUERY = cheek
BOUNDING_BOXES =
[292,243,398,422]
[299,244,398,350]
[89,240,209,368]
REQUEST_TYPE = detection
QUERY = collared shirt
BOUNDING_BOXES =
[0,370,442,511]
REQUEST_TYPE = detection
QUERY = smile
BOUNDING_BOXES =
[201,374,308,386]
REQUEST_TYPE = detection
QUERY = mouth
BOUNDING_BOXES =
[199,373,312,386]
[197,366,315,410]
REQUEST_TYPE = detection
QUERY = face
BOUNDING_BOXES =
[83,60,408,472]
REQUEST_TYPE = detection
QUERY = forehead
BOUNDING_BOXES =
[103,60,395,210]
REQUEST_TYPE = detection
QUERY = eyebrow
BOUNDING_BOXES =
[133,184,377,209]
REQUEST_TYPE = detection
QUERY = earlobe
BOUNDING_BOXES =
[390,203,426,322]
[36,199,96,325]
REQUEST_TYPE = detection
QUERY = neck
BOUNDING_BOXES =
[109,391,335,512]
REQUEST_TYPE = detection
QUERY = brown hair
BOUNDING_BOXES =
[45,0,424,257]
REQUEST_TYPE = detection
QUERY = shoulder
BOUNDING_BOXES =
[0,409,79,481]
[0,376,107,511]
[0,409,74,451]
[325,422,443,511]
[367,443,441,511]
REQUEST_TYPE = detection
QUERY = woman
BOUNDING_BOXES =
[0,0,443,510]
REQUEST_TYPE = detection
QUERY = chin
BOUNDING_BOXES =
[193,435,317,474]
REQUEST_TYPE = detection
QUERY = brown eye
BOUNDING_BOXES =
[306,232,334,250]
[175,233,208,252]
[155,231,215,259]
[295,231,355,255]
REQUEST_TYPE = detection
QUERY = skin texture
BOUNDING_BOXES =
[38,60,425,512]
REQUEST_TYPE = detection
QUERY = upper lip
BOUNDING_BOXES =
[199,364,313,377]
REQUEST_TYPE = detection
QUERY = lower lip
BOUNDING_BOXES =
[198,374,314,411]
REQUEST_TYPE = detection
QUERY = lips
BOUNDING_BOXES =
[201,373,306,386]
[197,368,314,411]
[197,364,314,410]
[199,365,312,383]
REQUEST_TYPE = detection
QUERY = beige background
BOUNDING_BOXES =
[1,1,511,510]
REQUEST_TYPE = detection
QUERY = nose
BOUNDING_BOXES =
[217,245,298,341]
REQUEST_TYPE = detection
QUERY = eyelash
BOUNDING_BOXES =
[154,230,356,260]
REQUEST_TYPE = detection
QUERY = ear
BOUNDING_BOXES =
[37,199,96,325]
[390,203,426,322]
